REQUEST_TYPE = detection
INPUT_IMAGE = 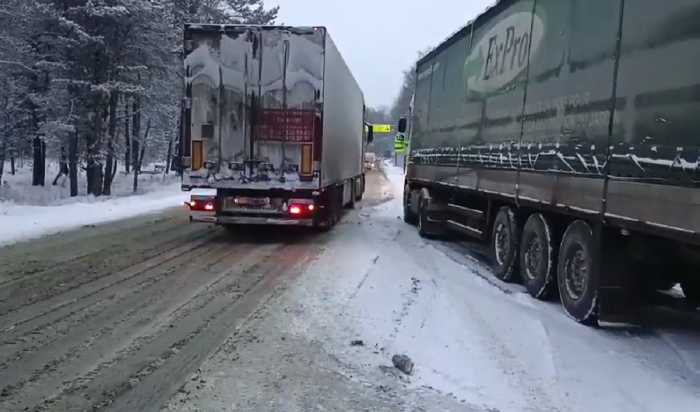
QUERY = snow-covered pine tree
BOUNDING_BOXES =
[0,0,278,197]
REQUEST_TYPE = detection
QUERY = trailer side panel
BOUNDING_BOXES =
[410,0,700,237]
[320,32,365,187]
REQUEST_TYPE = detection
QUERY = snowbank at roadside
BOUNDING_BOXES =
[380,158,406,196]
[0,184,198,246]
[0,161,179,206]
[0,160,220,246]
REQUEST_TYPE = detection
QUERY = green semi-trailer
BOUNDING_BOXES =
[399,0,700,325]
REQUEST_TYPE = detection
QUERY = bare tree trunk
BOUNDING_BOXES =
[9,151,15,175]
[124,96,131,174]
[133,117,150,193]
[174,110,183,176]
[87,101,105,197]
[86,132,93,194]
[103,90,119,195]
[165,137,173,175]
[69,130,78,197]
[132,98,141,193]
[111,160,118,181]
[139,118,151,170]
[0,141,6,183]
[32,136,45,186]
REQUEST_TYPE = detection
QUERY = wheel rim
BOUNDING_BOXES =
[523,233,542,281]
[494,222,509,266]
[564,243,588,300]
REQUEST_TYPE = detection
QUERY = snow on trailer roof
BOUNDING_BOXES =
[184,23,323,32]
[415,0,509,69]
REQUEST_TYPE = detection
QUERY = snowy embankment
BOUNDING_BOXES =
[0,161,206,246]
[275,160,700,412]
[0,160,180,205]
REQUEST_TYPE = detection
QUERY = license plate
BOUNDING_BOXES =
[235,197,269,206]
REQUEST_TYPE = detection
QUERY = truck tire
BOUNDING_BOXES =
[403,185,418,225]
[491,206,520,283]
[345,180,356,209]
[417,191,432,238]
[331,185,342,226]
[680,279,700,307]
[315,186,340,231]
[519,213,558,300]
[557,220,599,325]
[356,175,365,202]
[355,174,365,202]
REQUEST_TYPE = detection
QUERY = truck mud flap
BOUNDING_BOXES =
[595,225,642,325]
[598,286,641,325]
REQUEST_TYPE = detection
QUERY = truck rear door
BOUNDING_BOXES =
[184,25,325,190]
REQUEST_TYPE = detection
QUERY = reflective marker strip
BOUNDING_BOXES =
[192,140,203,171]
[301,144,313,175]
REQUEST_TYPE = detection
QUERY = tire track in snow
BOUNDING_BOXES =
[1,243,280,411]
[0,239,247,380]
[0,228,323,412]
[0,222,210,313]
[0,212,183,287]
[0,213,177,278]
[346,255,380,304]
[394,231,562,411]
[0,228,221,333]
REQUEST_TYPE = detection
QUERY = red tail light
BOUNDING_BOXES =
[187,196,215,212]
[288,203,314,216]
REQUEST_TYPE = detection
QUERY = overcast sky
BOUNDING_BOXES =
[268,0,493,108]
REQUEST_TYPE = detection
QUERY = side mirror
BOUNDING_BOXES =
[397,117,407,134]
[366,125,374,144]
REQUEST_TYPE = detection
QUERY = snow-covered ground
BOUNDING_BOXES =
[169,160,700,412]
[0,160,210,246]
[286,162,700,411]
[0,160,180,205]
[0,187,192,246]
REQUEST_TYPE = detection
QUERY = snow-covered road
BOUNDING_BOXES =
[2,163,698,411]
[166,163,700,412]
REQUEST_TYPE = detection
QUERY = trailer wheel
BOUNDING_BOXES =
[353,175,365,202]
[356,175,365,202]
[519,213,558,300]
[680,279,700,307]
[316,186,340,231]
[403,185,418,225]
[330,185,342,226]
[491,206,520,283]
[557,220,599,325]
[417,191,431,238]
[345,180,356,209]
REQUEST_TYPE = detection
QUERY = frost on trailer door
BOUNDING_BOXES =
[183,25,324,190]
